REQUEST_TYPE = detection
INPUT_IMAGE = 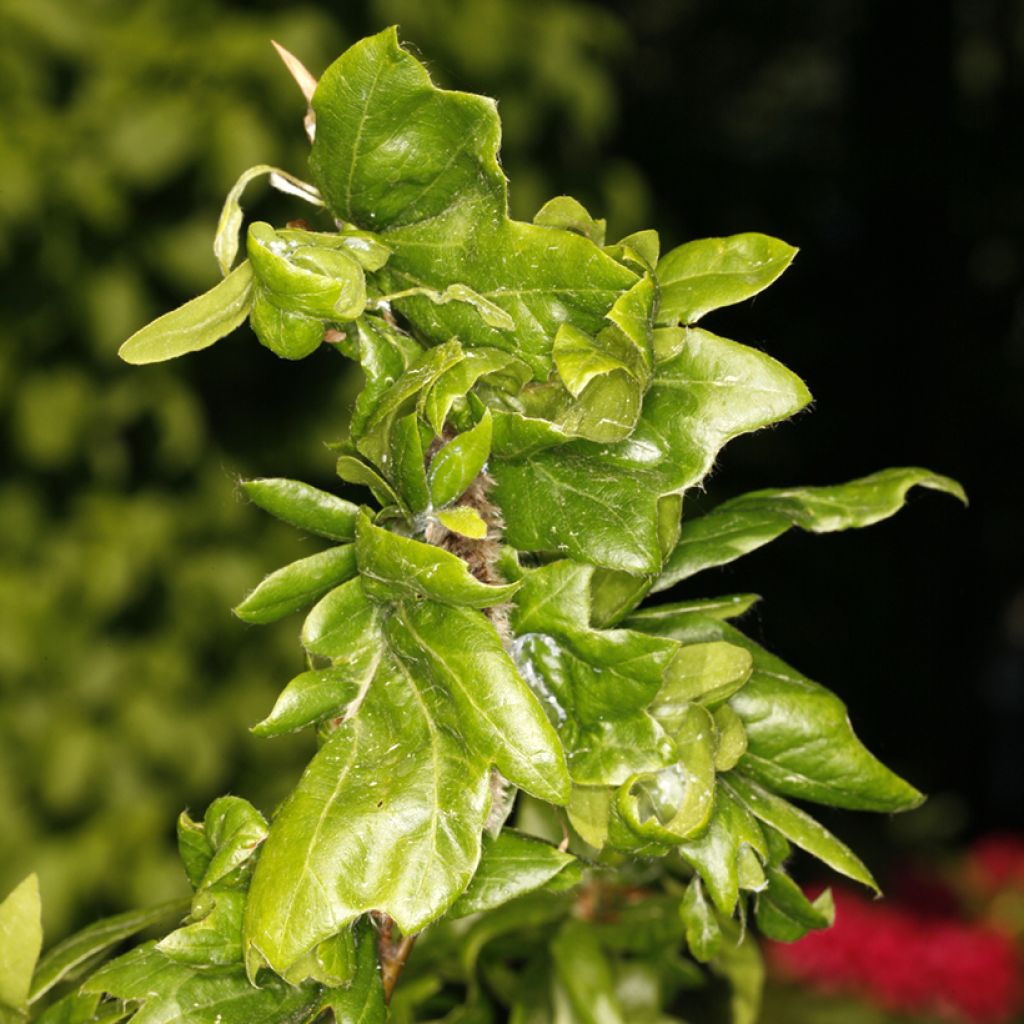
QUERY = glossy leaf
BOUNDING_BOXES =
[492,328,810,572]
[309,28,637,377]
[355,513,519,608]
[654,642,753,721]
[424,348,531,435]
[656,233,797,326]
[656,467,966,591]
[321,920,385,1024]
[30,900,185,1004]
[755,867,834,943]
[628,612,923,813]
[676,785,767,916]
[213,164,323,275]
[244,651,491,976]
[301,577,383,661]
[448,831,577,918]
[534,196,606,245]
[429,410,493,508]
[82,944,320,1024]
[118,262,253,365]
[391,601,570,803]
[723,775,877,891]
[252,656,379,737]
[198,796,268,891]
[388,413,431,513]
[234,544,356,624]
[242,478,359,542]
[680,878,721,963]
[156,887,244,968]
[0,875,42,1015]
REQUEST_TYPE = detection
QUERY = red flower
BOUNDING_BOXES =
[967,834,1024,894]
[767,888,1021,1023]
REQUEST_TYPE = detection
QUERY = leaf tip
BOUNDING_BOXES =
[271,40,318,104]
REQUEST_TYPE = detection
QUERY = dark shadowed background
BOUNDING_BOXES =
[1,0,1021,939]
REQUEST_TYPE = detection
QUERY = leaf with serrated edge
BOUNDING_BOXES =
[628,611,923,813]
[448,831,577,918]
[656,232,797,326]
[391,602,570,803]
[119,262,253,365]
[234,544,356,624]
[492,327,810,573]
[309,28,637,378]
[355,512,518,608]
[244,651,491,976]
[656,467,966,592]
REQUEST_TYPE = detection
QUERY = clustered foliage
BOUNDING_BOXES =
[1,29,964,1024]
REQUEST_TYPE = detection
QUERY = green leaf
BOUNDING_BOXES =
[83,944,320,1024]
[514,630,676,786]
[252,656,380,738]
[626,594,760,626]
[156,887,244,968]
[309,28,637,377]
[617,704,717,843]
[118,262,253,365]
[709,918,763,1024]
[355,512,519,608]
[247,221,366,322]
[29,900,185,1004]
[628,612,923,813]
[242,478,359,542]
[214,164,323,275]
[680,877,721,963]
[429,410,493,508]
[336,452,402,509]
[436,506,488,539]
[301,578,383,660]
[388,413,431,513]
[0,876,42,1014]
[723,775,877,891]
[177,812,214,891]
[354,340,465,468]
[244,651,492,976]
[654,642,753,721]
[424,348,531,435]
[391,601,570,803]
[320,920,385,1024]
[755,867,834,943]
[656,233,797,326]
[550,921,626,1024]
[448,831,578,918]
[233,544,356,624]
[492,328,810,573]
[656,467,966,592]
[510,560,593,637]
[376,283,516,332]
[676,784,767,916]
[198,796,268,891]
[534,196,606,245]
[712,705,748,772]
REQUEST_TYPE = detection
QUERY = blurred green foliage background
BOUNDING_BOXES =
[2,0,1021,948]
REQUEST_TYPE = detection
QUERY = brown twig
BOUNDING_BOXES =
[376,913,418,1004]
